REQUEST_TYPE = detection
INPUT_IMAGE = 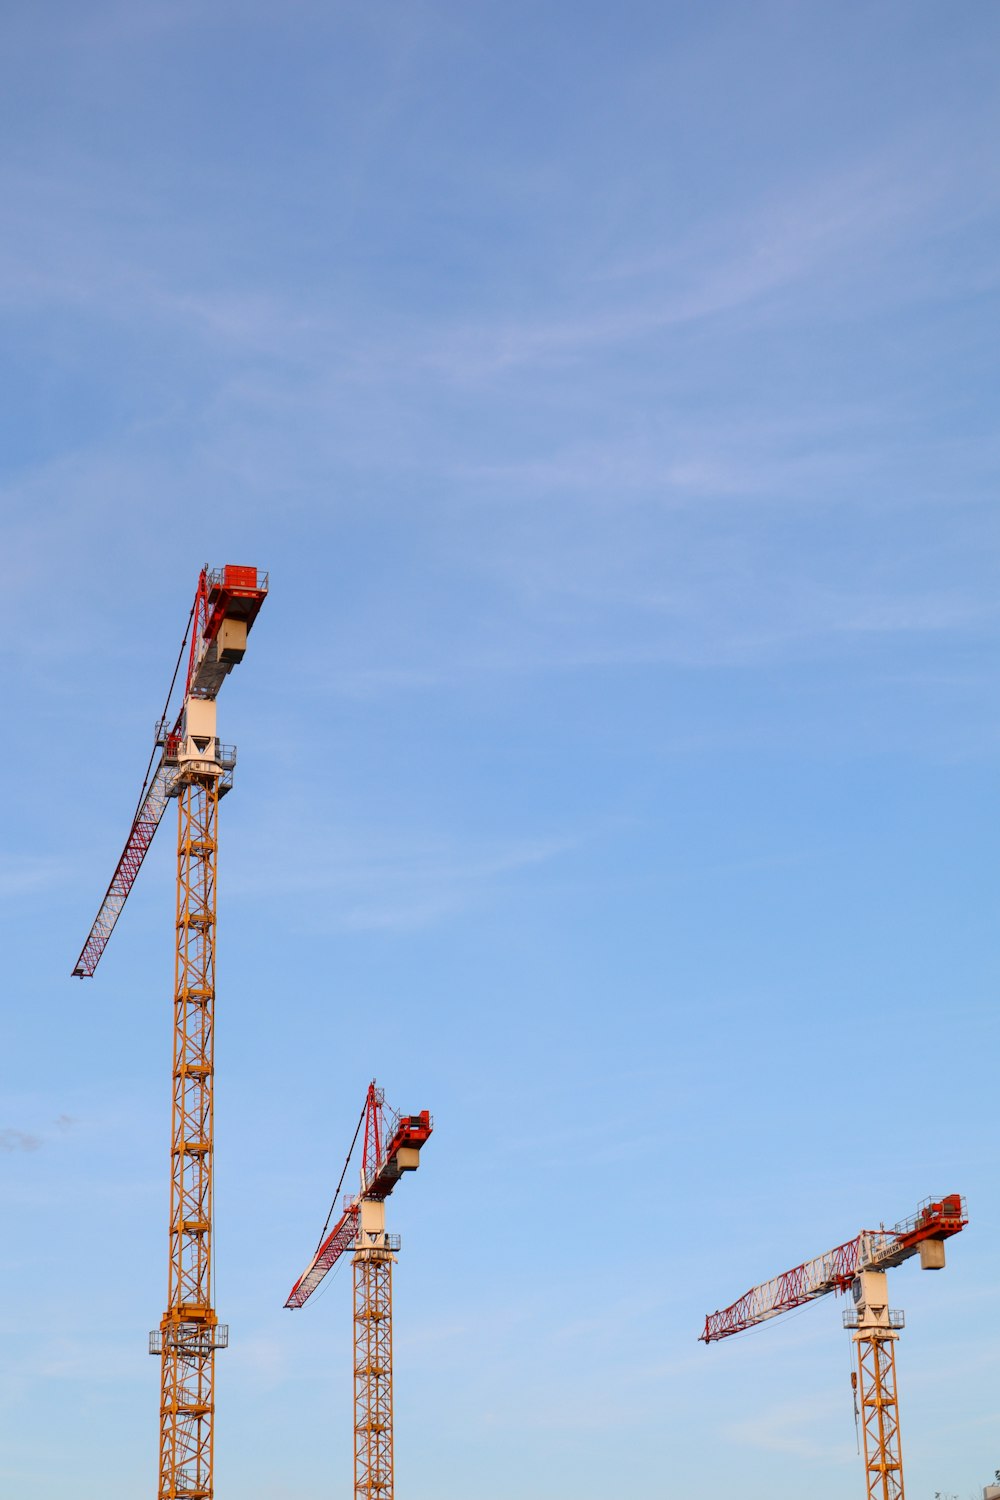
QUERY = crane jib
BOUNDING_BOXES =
[72,764,173,977]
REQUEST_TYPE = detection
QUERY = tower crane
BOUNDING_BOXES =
[286,1081,433,1500]
[72,564,268,1500]
[701,1193,968,1500]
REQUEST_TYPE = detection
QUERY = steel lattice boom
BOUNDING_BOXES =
[285,1206,361,1312]
[72,765,175,977]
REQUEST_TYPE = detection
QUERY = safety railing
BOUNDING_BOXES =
[843,1308,905,1331]
[149,1323,229,1354]
[206,566,269,593]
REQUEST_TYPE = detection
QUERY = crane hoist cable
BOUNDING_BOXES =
[316,1095,368,1251]
[130,597,197,824]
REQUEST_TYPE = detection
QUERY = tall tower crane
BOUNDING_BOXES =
[72,564,268,1500]
[286,1081,433,1500]
[701,1193,967,1500]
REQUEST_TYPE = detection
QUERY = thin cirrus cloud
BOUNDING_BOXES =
[725,1394,857,1461]
[0,855,73,898]
[415,142,995,382]
[1,115,990,386]
[0,1117,78,1153]
[0,1129,43,1153]
[227,824,585,932]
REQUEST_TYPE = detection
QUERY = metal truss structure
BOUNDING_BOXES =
[855,1330,903,1500]
[150,776,226,1498]
[74,565,267,1499]
[286,1084,431,1500]
[702,1195,967,1498]
[353,1250,394,1500]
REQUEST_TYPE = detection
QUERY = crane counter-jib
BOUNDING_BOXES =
[188,567,268,700]
[364,1111,433,1201]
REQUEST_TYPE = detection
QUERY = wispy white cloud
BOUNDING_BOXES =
[414,138,1000,382]
[231,825,583,930]
[0,1129,42,1154]
[0,88,995,717]
[229,1334,290,1389]
[726,1393,856,1461]
[31,1336,138,1383]
[1,100,995,392]
[0,855,73,898]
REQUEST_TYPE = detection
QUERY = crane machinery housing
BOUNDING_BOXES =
[702,1193,967,1500]
[73,564,268,1500]
[286,1081,433,1500]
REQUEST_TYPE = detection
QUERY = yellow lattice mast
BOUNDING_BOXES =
[73,565,267,1499]
[701,1194,967,1498]
[846,1273,904,1500]
[286,1082,432,1500]
[150,774,225,1498]
[354,1200,395,1500]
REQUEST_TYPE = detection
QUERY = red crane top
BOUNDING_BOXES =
[285,1084,432,1311]
[72,565,267,978]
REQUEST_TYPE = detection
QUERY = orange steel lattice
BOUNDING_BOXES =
[856,1334,903,1500]
[150,776,227,1499]
[353,1250,394,1500]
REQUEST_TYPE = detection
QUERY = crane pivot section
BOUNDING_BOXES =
[702,1194,967,1500]
[286,1083,432,1500]
[73,565,267,1500]
[72,567,267,980]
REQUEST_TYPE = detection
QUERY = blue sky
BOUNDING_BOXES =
[2,2,999,1496]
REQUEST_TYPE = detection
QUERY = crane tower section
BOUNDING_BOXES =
[73,564,267,1500]
[151,566,266,1500]
[286,1084,432,1500]
[701,1194,967,1500]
